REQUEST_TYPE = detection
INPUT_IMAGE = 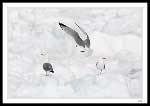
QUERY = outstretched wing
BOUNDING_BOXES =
[75,23,90,48]
[59,22,85,48]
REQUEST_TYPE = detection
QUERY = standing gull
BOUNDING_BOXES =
[96,57,107,75]
[41,50,54,76]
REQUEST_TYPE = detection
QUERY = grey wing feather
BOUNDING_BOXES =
[75,23,90,48]
[59,23,85,48]
[84,35,90,48]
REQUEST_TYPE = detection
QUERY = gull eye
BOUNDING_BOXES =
[80,51,85,52]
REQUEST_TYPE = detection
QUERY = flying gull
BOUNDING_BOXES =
[59,22,90,49]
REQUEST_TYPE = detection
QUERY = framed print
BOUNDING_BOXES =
[3,3,147,103]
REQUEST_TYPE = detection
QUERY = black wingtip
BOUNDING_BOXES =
[50,70,54,73]
[58,22,62,25]
[59,22,66,27]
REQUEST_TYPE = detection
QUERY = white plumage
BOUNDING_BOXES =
[96,57,107,75]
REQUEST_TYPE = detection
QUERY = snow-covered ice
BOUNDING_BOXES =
[7,7,143,98]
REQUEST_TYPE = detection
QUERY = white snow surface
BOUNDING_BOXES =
[7,7,142,98]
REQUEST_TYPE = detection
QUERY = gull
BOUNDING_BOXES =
[96,57,107,75]
[59,22,90,53]
[41,50,54,76]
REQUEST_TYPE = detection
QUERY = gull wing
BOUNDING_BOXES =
[59,22,85,48]
[75,23,90,48]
